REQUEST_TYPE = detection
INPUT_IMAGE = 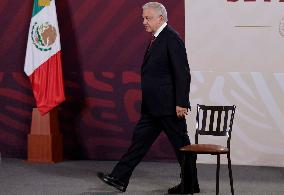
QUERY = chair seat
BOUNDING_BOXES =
[180,144,229,154]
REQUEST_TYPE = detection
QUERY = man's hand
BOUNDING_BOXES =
[176,106,188,118]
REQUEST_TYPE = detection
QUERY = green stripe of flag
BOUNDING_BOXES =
[32,0,45,17]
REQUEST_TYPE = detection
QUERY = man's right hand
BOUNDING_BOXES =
[176,106,188,118]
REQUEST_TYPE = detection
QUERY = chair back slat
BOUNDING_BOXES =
[201,109,207,131]
[209,110,215,132]
[223,110,229,132]
[216,110,222,132]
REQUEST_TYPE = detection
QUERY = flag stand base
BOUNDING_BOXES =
[27,108,63,163]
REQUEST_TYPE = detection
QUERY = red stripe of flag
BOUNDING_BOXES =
[29,51,65,115]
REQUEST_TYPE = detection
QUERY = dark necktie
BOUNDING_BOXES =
[147,36,156,51]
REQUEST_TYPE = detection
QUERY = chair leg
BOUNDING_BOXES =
[227,153,234,195]
[216,154,220,195]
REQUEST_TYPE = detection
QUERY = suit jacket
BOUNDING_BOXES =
[141,25,191,116]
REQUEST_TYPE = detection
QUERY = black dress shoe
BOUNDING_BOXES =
[97,172,127,192]
[168,183,200,194]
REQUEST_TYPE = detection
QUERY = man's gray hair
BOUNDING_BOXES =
[142,2,168,22]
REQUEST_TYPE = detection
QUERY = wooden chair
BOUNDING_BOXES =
[180,104,236,195]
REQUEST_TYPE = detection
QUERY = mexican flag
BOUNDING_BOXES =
[24,0,65,115]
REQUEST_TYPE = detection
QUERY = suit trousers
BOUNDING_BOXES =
[110,113,198,187]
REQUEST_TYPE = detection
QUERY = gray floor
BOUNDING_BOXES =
[0,158,283,195]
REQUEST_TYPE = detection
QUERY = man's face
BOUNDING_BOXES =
[142,7,163,33]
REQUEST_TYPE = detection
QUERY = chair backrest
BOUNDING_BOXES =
[195,104,236,147]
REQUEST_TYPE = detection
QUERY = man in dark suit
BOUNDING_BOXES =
[98,2,199,194]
